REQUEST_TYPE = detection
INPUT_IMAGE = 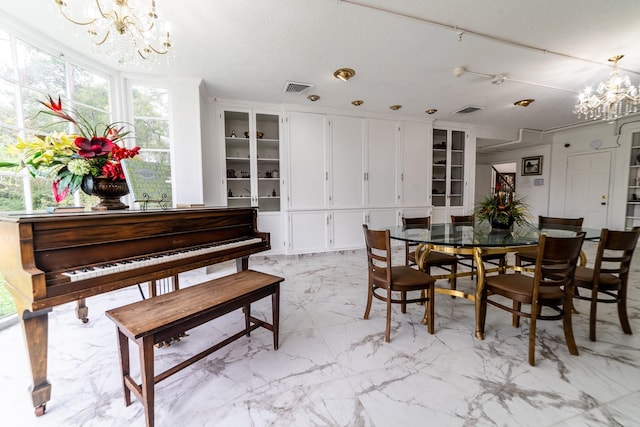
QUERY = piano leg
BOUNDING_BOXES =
[236,256,249,272]
[20,307,53,416]
[75,298,89,323]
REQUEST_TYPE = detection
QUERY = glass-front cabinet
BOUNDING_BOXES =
[222,110,281,212]
[626,131,640,229]
[431,128,465,208]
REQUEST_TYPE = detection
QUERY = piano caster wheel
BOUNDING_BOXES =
[35,404,46,416]
[81,318,89,324]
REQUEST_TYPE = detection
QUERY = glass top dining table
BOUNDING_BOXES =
[386,222,601,339]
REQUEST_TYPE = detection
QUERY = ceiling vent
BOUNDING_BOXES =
[453,105,485,114]
[283,81,314,94]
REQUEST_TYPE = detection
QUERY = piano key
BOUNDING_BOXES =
[62,237,263,282]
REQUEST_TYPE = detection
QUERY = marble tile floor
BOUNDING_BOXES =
[1,240,639,427]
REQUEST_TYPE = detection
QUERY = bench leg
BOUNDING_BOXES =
[272,285,280,350]
[139,336,155,427]
[244,304,251,337]
[116,328,131,406]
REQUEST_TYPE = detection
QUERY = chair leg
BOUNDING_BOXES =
[512,302,521,327]
[563,286,579,356]
[401,291,407,314]
[427,285,435,334]
[385,287,392,343]
[528,305,538,366]
[450,263,457,299]
[479,288,488,337]
[363,280,373,320]
[617,286,633,335]
[589,286,599,342]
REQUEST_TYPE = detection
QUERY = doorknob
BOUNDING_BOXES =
[601,194,607,205]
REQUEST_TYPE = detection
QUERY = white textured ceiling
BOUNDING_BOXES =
[2,0,640,146]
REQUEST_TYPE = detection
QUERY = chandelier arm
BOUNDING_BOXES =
[58,6,97,26]
[94,30,111,46]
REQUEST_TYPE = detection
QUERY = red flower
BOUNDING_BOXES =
[52,179,69,203]
[75,136,115,158]
[39,95,77,124]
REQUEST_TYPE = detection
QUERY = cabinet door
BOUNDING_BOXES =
[255,112,281,212]
[449,130,466,207]
[401,122,430,207]
[223,110,253,207]
[331,115,365,208]
[331,210,365,249]
[288,211,328,253]
[431,128,448,208]
[288,112,328,210]
[367,119,398,207]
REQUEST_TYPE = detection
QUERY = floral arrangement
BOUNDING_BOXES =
[8,95,140,202]
[474,190,532,227]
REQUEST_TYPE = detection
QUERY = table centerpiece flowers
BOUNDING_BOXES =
[474,190,532,230]
[8,95,140,205]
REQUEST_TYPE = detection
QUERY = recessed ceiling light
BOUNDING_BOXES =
[425,109,437,114]
[351,100,364,106]
[307,94,320,101]
[514,99,535,107]
[389,104,402,111]
[333,68,355,81]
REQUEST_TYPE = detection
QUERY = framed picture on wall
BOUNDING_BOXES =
[522,155,542,176]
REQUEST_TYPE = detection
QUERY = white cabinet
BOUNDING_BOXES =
[400,122,431,207]
[221,108,281,212]
[432,128,467,222]
[367,119,398,207]
[330,115,365,208]
[287,112,328,210]
[288,211,329,253]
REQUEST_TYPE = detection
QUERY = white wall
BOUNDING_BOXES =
[477,117,640,229]
[476,142,552,222]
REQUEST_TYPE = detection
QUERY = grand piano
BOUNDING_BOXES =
[0,207,270,416]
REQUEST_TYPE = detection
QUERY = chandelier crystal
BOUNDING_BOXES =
[574,55,640,122]
[53,0,172,65]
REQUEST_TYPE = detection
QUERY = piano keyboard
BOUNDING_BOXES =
[62,237,263,282]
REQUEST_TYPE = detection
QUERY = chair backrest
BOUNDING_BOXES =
[593,227,640,279]
[451,214,475,225]
[402,216,430,265]
[363,224,392,282]
[533,232,585,292]
[538,215,584,230]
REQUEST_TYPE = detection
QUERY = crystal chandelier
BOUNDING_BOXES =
[574,55,640,122]
[53,0,172,65]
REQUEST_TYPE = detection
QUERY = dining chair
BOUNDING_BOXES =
[363,224,436,342]
[573,227,640,341]
[514,216,584,269]
[402,216,458,295]
[479,232,585,366]
[450,214,506,276]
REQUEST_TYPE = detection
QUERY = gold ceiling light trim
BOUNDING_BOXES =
[333,68,356,82]
[425,108,438,114]
[389,104,402,111]
[307,94,320,101]
[351,100,364,106]
[514,99,535,107]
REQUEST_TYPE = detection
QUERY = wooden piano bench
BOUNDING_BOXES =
[105,269,283,427]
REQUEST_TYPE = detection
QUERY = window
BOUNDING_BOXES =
[130,84,171,166]
[0,28,113,211]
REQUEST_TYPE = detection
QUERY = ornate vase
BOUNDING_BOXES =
[490,217,514,232]
[82,176,130,210]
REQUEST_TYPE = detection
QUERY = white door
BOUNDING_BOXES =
[565,151,611,229]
